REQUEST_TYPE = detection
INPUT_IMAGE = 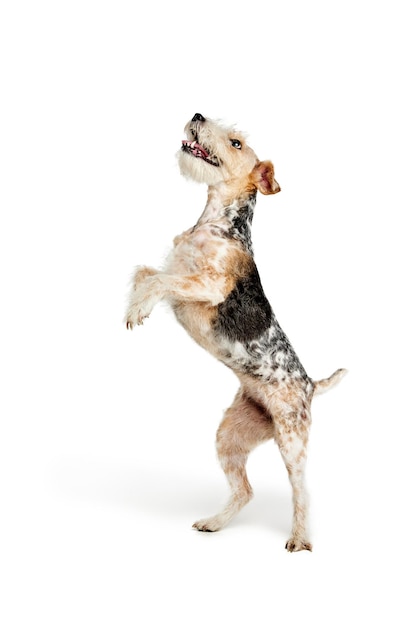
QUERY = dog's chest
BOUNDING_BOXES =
[166,223,231,275]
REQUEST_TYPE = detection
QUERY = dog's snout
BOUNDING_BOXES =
[192,113,205,123]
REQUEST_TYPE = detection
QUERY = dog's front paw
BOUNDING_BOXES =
[125,303,150,330]
[285,537,312,552]
[125,271,163,330]
[126,316,147,330]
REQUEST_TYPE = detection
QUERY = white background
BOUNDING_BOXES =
[1,1,417,624]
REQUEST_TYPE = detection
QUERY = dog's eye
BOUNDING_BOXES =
[230,139,242,149]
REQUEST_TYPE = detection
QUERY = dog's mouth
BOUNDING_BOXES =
[181,138,220,167]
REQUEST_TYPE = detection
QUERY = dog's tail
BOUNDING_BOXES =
[313,368,347,396]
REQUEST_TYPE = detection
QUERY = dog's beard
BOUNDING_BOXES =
[177,150,224,185]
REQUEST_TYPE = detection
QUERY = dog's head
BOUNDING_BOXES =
[178,113,280,196]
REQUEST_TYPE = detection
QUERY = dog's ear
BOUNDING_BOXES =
[251,161,281,195]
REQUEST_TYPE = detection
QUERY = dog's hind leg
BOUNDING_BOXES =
[273,405,313,552]
[193,388,274,532]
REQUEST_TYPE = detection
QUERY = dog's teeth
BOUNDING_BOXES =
[191,141,196,148]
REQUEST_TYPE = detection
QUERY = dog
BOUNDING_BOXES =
[125,113,346,551]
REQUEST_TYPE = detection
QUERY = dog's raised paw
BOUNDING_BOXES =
[126,319,141,330]
[125,312,147,330]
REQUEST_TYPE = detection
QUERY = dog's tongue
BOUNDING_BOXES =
[182,140,209,158]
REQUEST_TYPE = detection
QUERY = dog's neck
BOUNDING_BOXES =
[196,184,256,224]
[195,185,257,254]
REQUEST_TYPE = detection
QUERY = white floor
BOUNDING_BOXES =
[1,2,417,624]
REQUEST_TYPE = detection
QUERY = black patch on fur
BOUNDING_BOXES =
[222,195,256,254]
[230,208,252,241]
[214,263,272,342]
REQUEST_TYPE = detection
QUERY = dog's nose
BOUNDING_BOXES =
[192,113,205,122]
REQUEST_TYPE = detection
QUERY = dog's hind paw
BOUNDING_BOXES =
[285,537,312,552]
[193,515,225,532]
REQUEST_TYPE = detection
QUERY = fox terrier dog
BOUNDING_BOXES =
[125,113,346,551]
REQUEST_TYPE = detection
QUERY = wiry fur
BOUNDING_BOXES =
[126,113,346,551]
